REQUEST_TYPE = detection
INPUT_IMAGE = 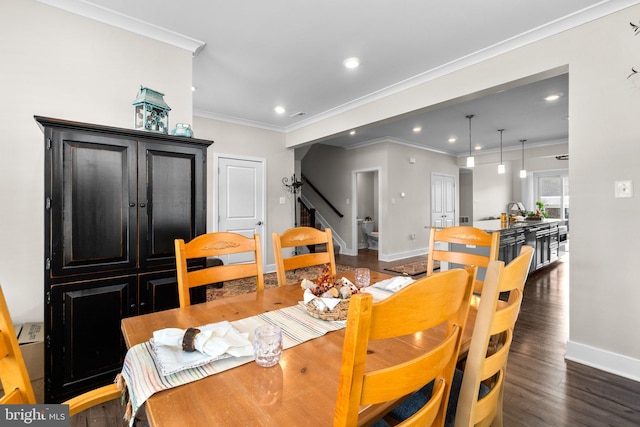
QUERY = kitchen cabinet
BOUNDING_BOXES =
[498,228,525,265]
[38,116,212,402]
[473,219,566,273]
[524,223,559,271]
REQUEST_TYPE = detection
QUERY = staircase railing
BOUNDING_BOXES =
[302,174,344,218]
[299,198,316,229]
[299,194,348,255]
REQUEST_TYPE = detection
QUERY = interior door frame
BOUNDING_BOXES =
[213,152,267,260]
[351,167,382,258]
[431,172,457,228]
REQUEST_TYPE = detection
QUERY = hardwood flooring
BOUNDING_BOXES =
[71,250,640,426]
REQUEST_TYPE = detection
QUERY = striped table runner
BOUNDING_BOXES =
[119,304,346,426]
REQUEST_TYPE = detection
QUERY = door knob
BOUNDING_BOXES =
[256,221,264,226]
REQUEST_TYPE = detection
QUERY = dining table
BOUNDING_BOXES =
[120,269,481,427]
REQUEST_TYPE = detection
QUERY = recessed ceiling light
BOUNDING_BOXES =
[545,93,563,101]
[413,126,422,133]
[274,106,286,114]
[448,137,457,143]
[343,57,360,69]
[191,86,196,92]
[349,130,356,136]
[474,145,482,151]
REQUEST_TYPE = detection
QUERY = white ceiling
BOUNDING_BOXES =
[41,0,639,154]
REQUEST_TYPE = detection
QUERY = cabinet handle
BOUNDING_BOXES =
[139,203,146,208]
[130,303,137,309]
[129,203,136,207]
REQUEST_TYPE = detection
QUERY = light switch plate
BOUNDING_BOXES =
[615,180,633,198]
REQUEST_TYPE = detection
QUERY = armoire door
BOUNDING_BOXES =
[47,276,136,401]
[138,141,206,268]
[48,130,137,277]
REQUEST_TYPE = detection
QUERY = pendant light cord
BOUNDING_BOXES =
[498,129,504,163]
[466,114,474,157]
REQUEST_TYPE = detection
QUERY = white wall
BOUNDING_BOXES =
[291,6,640,379]
[302,142,459,261]
[468,142,569,219]
[192,116,291,270]
[0,0,193,323]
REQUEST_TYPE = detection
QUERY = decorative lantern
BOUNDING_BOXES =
[132,86,171,133]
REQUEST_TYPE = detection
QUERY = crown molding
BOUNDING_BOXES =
[35,0,206,55]
[284,0,640,133]
[193,109,285,132]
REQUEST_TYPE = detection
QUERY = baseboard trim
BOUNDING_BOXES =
[378,249,427,263]
[566,340,640,382]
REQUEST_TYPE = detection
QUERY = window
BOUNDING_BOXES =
[534,171,569,220]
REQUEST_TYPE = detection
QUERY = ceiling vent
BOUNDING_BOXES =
[289,111,306,118]
[556,154,569,160]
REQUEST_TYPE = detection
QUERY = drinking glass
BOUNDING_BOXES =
[355,268,370,288]
[253,324,283,367]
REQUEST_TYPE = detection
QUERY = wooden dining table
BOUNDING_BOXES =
[120,270,480,427]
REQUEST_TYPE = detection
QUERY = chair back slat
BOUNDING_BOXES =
[273,227,336,287]
[175,232,264,307]
[427,226,500,292]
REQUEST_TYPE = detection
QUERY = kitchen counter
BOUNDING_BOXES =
[473,218,565,232]
[473,218,567,272]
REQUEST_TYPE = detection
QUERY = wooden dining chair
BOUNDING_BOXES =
[427,226,500,293]
[175,232,264,307]
[384,246,534,427]
[334,266,476,427]
[272,226,336,287]
[0,285,121,415]
[452,245,533,427]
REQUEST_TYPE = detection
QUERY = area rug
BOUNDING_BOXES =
[207,264,355,301]
[384,260,439,276]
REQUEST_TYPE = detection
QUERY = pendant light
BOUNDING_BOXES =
[519,139,527,178]
[465,114,475,167]
[497,129,506,174]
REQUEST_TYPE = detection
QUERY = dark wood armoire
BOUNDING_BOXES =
[36,116,213,402]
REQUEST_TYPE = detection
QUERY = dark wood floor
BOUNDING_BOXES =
[71,250,640,426]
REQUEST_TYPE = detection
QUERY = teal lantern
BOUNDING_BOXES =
[133,86,171,133]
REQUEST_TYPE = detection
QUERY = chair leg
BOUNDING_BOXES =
[493,383,505,427]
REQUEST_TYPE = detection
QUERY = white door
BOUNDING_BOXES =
[431,173,456,228]
[217,156,265,264]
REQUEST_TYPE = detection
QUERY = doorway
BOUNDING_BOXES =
[352,168,380,257]
[431,173,456,228]
[214,154,266,265]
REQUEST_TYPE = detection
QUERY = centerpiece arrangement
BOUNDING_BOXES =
[302,265,360,321]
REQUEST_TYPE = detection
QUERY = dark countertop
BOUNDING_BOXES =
[473,218,565,233]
